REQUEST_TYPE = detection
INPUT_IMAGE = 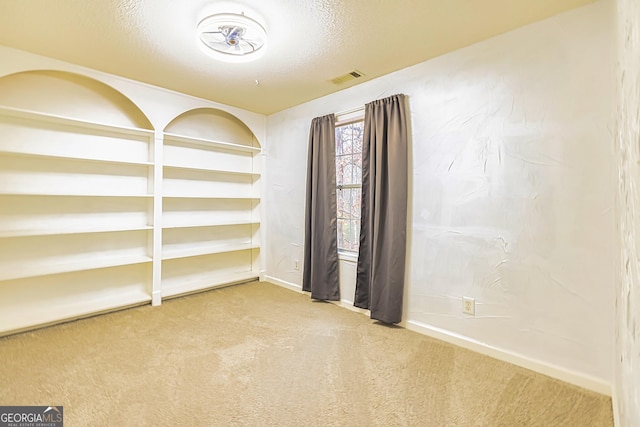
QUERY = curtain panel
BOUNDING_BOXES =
[302,114,340,301]
[354,94,408,323]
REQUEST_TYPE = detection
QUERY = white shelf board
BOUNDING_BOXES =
[162,194,259,200]
[0,288,151,336]
[163,132,260,154]
[162,220,259,229]
[0,105,154,138]
[0,225,153,238]
[0,255,152,282]
[162,243,259,261]
[162,271,259,298]
[0,191,153,198]
[163,163,259,177]
[0,150,153,167]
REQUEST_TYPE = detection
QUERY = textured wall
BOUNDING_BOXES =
[615,0,640,423]
[265,1,615,384]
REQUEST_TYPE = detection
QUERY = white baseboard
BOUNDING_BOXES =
[263,276,303,293]
[406,320,612,396]
[264,277,370,315]
[262,276,611,396]
[332,299,370,316]
[611,385,621,427]
[261,276,370,316]
[151,290,162,306]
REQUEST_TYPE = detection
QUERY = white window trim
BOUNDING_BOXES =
[335,106,364,126]
[338,251,358,263]
[335,113,364,255]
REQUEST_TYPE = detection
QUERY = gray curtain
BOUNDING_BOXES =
[354,94,408,323]
[302,114,340,301]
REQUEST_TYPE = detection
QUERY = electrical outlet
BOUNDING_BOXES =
[462,297,475,316]
[294,259,299,271]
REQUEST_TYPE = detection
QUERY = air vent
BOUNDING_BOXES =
[330,70,365,85]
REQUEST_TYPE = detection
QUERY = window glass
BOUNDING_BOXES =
[335,120,363,253]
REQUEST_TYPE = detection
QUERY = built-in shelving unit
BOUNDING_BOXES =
[160,132,261,298]
[0,98,262,336]
[0,104,156,336]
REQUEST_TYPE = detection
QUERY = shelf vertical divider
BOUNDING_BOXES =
[151,130,164,306]
[255,146,266,281]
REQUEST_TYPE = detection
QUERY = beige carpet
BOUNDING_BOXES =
[0,281,612,426]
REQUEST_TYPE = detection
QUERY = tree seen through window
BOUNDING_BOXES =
[335,121,363,252]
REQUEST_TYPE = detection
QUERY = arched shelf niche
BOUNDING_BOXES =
[0,71,158,337]
[160,107,261,300]
[164,107,260,149]
[0,69,153,129]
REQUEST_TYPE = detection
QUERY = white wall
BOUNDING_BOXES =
[264,0,614,391]
[615,0,640,423]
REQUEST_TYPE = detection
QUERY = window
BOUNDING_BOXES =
[335,120,364,252]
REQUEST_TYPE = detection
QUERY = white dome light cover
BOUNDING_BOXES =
[197,12,267,62]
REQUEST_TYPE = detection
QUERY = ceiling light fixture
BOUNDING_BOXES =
[197,12,267,63]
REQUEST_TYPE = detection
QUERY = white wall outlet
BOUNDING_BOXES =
[462,297,475,316]
[294,259,299,270]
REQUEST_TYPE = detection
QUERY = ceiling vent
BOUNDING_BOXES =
[330,70,365,85]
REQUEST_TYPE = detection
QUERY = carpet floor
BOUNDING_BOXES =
[0,281,613,426]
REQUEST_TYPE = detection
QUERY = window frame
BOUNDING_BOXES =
[335,113,364,257]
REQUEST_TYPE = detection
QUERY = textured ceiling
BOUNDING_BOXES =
[0,0,596,114]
